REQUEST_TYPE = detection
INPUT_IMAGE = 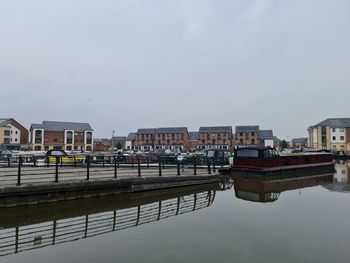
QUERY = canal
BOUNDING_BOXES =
[1,161,349,263]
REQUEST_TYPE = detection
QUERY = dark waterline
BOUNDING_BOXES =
[1,161,349,263]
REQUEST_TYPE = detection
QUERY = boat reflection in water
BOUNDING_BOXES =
[0,184,218,258]
[233,172,334,203]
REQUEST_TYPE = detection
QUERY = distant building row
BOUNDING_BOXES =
[112,125,279,151]
[0,118,94,152]
[309,118,350,154]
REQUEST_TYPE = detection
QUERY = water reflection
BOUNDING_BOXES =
[323,160,350,192]
[0,184,218,258]
[233,173,334,203]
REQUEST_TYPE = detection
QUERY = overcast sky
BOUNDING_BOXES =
[1,0,349,139]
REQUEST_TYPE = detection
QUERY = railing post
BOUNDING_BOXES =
[137,155,141,177]
[193,157,197,175]
[86,155,90,181]
[46,156,50,167]
[55,156,59,183]
[114,155,117,178]
[131,155,134,168]
[177,160,180,176]
[60,156,63,167]
[33,155,36,167]
[162,156,165,168]
[102,156,105,168]
[213,160,216,173]
[7,156,10,167]
[74,155,77,167]
[158,157,162,177]
[147,155,149,169]
[17,157,22,186]
[207,158,211,175]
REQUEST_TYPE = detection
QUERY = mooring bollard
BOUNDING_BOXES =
[177,160,180,176]
[86,155,90,181]
[17,157,22,186]
[55,156,59,183]
[114,156,117,178]
[193,157,197,175]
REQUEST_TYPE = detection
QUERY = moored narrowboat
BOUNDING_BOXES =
[221,146,334,174]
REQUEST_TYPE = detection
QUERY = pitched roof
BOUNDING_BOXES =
[235,125,259,133]
[312,118,350,128]
[31,121,93,132]
[189,132,199,140]
[199,126,232,133]
[126,133,137,141]
[157,127,188,133]
[0,118,11,127]
[111,136,126,141]
[258,130,274,140]
[137,128,157,134]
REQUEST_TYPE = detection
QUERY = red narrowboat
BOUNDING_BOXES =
[227,146,334,173]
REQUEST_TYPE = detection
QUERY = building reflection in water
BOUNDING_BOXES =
[323,160,350,192]
[0,185,217,257]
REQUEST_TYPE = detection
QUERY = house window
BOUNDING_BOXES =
[34,146,42,151]
[15,138,17,142]
[341,145,345,151]
[66,131,73,144]
[86,132,92,144]
[332,136,336,140]
[340,136,345,141]
[251,139,255,145]
[4,130,10,136]
[332,128,336,132]
[86,146,92,151]
[340,128,344,132]
[15,131,18,134]
[4,138,10,144]
[34,130,43,144]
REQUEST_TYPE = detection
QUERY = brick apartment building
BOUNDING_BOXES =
[154,127,189,151]
[134,128,157,151]
[188,132,199,150]
[198,126,233,150]
[29,121,94,151]
[133,127,189,151]
[0,118,28,149]
[235,126,275,147]
[235,126,259,146]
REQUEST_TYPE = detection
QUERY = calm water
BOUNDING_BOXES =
[1,161,349,263]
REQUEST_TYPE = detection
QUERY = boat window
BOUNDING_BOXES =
[236,149,259,158]
[207,150,215,158]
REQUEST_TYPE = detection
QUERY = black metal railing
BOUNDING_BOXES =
[0,155,219,187]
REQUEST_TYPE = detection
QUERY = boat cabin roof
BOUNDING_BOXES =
[234,146,279,159]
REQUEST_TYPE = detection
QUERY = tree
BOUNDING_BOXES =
[280,140,289,149]
[116,142,123,150]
